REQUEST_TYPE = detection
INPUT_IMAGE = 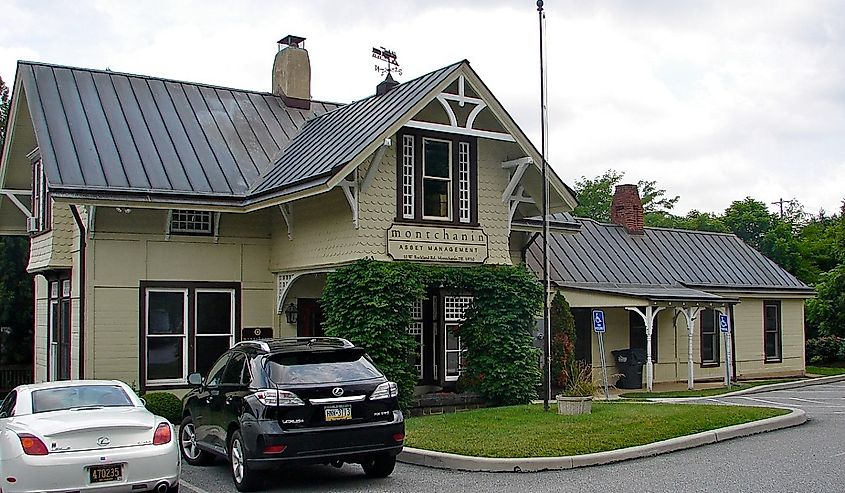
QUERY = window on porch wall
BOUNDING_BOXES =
[700,309,720,366]
[407,299,424,379]
[444,296,473,381]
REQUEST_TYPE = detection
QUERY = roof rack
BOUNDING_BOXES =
[232,340,271,352]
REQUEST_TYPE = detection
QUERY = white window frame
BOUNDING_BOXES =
[443,296,472,382]
[422,137,452,221]
[169,210,215,235]
[458,142,471,223]
[31,155,50,233]
[407,299,425,379]
[402,135,415,219]
[145,288,189,386]
[194,288,237,372]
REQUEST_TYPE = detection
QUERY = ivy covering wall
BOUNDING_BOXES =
[320,259,543,408]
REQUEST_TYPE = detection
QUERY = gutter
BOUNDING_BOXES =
[69,205,86,379]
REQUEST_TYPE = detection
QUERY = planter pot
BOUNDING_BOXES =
[555,395,593,415]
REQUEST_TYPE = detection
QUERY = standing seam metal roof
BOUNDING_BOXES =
[18,61,340,198]
[527,216,811,293]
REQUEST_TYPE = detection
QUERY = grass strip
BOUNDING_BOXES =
[404,402,786,458]
[619,379,799,399]
[806,366,845,376]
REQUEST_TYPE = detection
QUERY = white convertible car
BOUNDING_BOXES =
[0,380,180,493]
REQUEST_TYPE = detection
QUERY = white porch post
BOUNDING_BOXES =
[676,306,701,390]
[626,305,665,392]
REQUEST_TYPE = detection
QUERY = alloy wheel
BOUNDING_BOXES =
[181,423,200,460]
[231,437,244,483]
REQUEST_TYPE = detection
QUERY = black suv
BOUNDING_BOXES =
[179,337,404,491]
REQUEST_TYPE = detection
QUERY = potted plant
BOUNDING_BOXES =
[556,360,597,415]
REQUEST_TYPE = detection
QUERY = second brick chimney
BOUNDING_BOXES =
[610,184,645,235]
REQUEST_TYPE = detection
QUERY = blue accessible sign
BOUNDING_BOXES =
[719,314,730,333]
[592,310,606,333]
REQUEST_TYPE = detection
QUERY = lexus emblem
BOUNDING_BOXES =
[97,436,111,447]
[332,387,344,397]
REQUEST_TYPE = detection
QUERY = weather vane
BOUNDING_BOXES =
[372,46,402,76]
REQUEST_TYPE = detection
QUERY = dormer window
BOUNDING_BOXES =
[30,154,51,234]
[397,129,476,225]
[169,210,214,235]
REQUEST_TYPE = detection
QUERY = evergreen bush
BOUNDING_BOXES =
[143,392,182,424]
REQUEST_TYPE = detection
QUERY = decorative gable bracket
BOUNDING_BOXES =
[501,157,535,230]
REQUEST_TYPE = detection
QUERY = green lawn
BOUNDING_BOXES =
[806,365,845,376]
[404,403,786,458]
[619,379,798,399]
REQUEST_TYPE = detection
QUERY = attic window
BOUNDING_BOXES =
[169,210,214,235]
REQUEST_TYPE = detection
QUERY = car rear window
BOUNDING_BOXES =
[32,385,134,413]
[266,349,383,385]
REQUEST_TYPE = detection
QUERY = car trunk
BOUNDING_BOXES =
[17,407,158,453]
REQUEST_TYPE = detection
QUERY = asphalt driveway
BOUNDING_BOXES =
[180,381,845,493]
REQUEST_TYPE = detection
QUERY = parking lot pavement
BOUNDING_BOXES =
[181,382,845,493]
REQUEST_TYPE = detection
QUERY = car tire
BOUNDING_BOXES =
[179,416,214,466]
[167,485,179,493]
[229,430,260,492]
[361,453,396,478]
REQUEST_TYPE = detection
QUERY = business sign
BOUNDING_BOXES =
[592,310,606,333]
[387,224,488,263]
[719,314,730,333]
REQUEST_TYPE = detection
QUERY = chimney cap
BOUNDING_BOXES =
[277,35,306,49]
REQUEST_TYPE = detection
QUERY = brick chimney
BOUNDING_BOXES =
[272,35,311,109]
[610,184,645,235]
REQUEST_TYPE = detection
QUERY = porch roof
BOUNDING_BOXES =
[560,282,738,304]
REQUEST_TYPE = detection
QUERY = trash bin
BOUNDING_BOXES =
[612,349,645,389]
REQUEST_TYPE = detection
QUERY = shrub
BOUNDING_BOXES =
[143,392,182,424]
[805,336,845,365]
[558,360,597,397]
[550,294,577,392]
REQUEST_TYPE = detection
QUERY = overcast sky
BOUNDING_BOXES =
[2,0,843,216]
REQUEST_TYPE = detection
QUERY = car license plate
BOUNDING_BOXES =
[89,464,123,483]
[325,404,352,422]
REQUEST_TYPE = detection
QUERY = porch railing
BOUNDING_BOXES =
[0,364,33,394]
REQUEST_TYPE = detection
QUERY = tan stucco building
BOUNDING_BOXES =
[0,38,811,394]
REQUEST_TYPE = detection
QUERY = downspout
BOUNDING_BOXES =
[69,205,86,379]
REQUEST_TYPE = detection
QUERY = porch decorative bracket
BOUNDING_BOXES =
[87,205,96,240]
[359,138,391,194]
[279,204,293,240]
[338,173,359,229]
[501,157,533,203]
[626,305,666,392]
[505,184,535,230]
[675,306,703,390]
[164,209,172,241]
[0,189,32,217]
[213,212,222,244]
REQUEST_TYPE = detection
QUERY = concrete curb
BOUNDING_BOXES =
[649,374,845,403]
[398,407,806,472]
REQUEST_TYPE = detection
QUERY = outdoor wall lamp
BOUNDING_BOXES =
[284,302,298,324]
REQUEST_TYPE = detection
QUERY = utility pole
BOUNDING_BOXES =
[771,198,786,219]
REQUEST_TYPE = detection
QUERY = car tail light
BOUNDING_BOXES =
[263,444,287,454]
[17,433,48,455]
[393,433,405,442]
[153,423,172,445]
[370,382,398,400]
[255,389,304,407]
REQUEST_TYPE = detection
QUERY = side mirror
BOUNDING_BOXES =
[187,373,203,387]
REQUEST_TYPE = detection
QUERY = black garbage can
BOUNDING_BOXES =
[612,349,645,389]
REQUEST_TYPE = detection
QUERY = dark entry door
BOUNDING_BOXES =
[571,308,593,365]
[297,299,324,337]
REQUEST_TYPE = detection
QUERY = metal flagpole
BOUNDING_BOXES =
[537,0,551,411]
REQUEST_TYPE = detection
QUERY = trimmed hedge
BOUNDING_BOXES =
[143,392,182,424]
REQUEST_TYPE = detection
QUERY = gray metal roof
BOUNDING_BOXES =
[250,61,465,196]
[527,216,812,296]
[18,61,339,199]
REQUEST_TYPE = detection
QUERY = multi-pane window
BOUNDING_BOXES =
[48,278,71,381]
[422,138,451,220]
[407,299,424,379]
[402,135,415,219]
[397,130,476,225]
[31,156,51,233]
[169,210,214,235]
[764,301,782,362]
[444,296,472,381]
[458,142,471,223]
[143,284,237,387]
[700,309,720,366]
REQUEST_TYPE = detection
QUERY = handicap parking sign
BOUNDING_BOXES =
[592,310,606,333]
[719,314,730,333]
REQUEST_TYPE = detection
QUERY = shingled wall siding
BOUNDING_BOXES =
[476,139,514,264]
[27,202,75,272]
